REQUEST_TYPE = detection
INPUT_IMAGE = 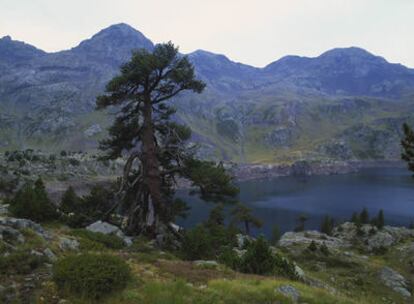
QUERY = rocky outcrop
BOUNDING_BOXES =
[277,285,300,302]
[279,230,349,250]
[280,222,414,254]
[86,220,132,246]
[379,267,411,298]
[0,216,49,239]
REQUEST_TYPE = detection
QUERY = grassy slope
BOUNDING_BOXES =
[0,222,409,304]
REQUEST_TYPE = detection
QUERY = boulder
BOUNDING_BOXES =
[193,260,219,269]
[0,225,25,243]
[84,124,102,137]
[279,230,348,249]
[277,285,300,303]
[379,267,411,298]
[0,217,49,239]
[0,204,9,215]
[43,248,57,262]
[58,237,79,251]
[86,220,132,246]
[333,222,414,252]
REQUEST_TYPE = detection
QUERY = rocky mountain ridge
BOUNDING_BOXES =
[1,23,414,163]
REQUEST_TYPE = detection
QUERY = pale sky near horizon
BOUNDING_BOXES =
[0,0,413,67]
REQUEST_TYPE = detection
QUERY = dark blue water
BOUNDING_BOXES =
[177,167,414,237]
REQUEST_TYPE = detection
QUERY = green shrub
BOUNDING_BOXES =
[59,185,114,227]
[320,242,330,256]
[53,253,130,299]
[68,158,80,166]
[218,246,241,269]
[71,229,125,249]
[271,224,281,245]
[239,236,297,279]
[320,215,334,236]
[308,240,318,252]
[9,178,57,222]
[180,206,238,261]
[181,225,214,260]
[0,250,46,274]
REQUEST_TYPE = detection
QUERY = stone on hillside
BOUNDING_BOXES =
[84,124,102,137]
[0,217,49,239]
[86,220,132,246]
[379,267,411,298]
[236,233,253,249]
[43,248,57,262]
[194,260,219,269]
[0,204,9,215]
[294,264,305,280]
[333,222,414,252]
[279,230,348,249]
[0,225,25,243]
[59,237,79,251]
[277,285,300,303]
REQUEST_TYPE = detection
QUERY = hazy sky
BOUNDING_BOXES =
[0,0,413,67]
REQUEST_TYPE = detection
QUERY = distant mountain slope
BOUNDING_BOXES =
[0,23,413,163]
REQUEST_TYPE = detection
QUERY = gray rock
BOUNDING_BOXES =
[30,250,44,257]
[0,204,9,215]
[236,233,253,249]
[84,124,102,137]
[294,264,305,280]
[279,230,348,249]
[43,248,57,262]
[59,237,79,251]
[193,260,219,269]
[379,267,411,298]
[86,220,132,246]
[0,217,48,239]
[0,225,25,243]
[277,285,300,302]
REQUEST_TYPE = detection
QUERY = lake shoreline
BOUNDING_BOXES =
[230,159,406,182]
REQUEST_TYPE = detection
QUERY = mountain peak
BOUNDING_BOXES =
[1,35,12,41]
[318,47,387,63]
[96,23,143,37]
[0,35,45,64]
[72,23,154,62]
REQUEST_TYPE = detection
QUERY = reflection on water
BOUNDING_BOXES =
[176,167,414,237]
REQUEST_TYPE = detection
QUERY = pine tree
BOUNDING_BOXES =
[271,224,281,245]
[60,186,81,214]
[96,42,238,236]
[351,212,359,224]
[375,209,385,229]
[360,208,369,224]
[231,203,262,235]
[320,215,335,236]
[401,123,414,176]
[294,214,308,232]
[10,178,57,222]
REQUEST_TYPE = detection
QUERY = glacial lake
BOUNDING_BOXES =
[177,167,414,237]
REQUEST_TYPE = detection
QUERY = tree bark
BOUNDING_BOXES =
[140,96,163,235]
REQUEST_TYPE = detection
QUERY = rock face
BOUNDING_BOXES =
[379,267,412,298]
[279,230,349,250]
[277,285,300,303]
[0,217,49,239]
[86,220,132,246]
[332,222,414,252]
[84,124,102,137]
[58,237,80,251]
[280,222,414,254]
[1,25,414,162]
